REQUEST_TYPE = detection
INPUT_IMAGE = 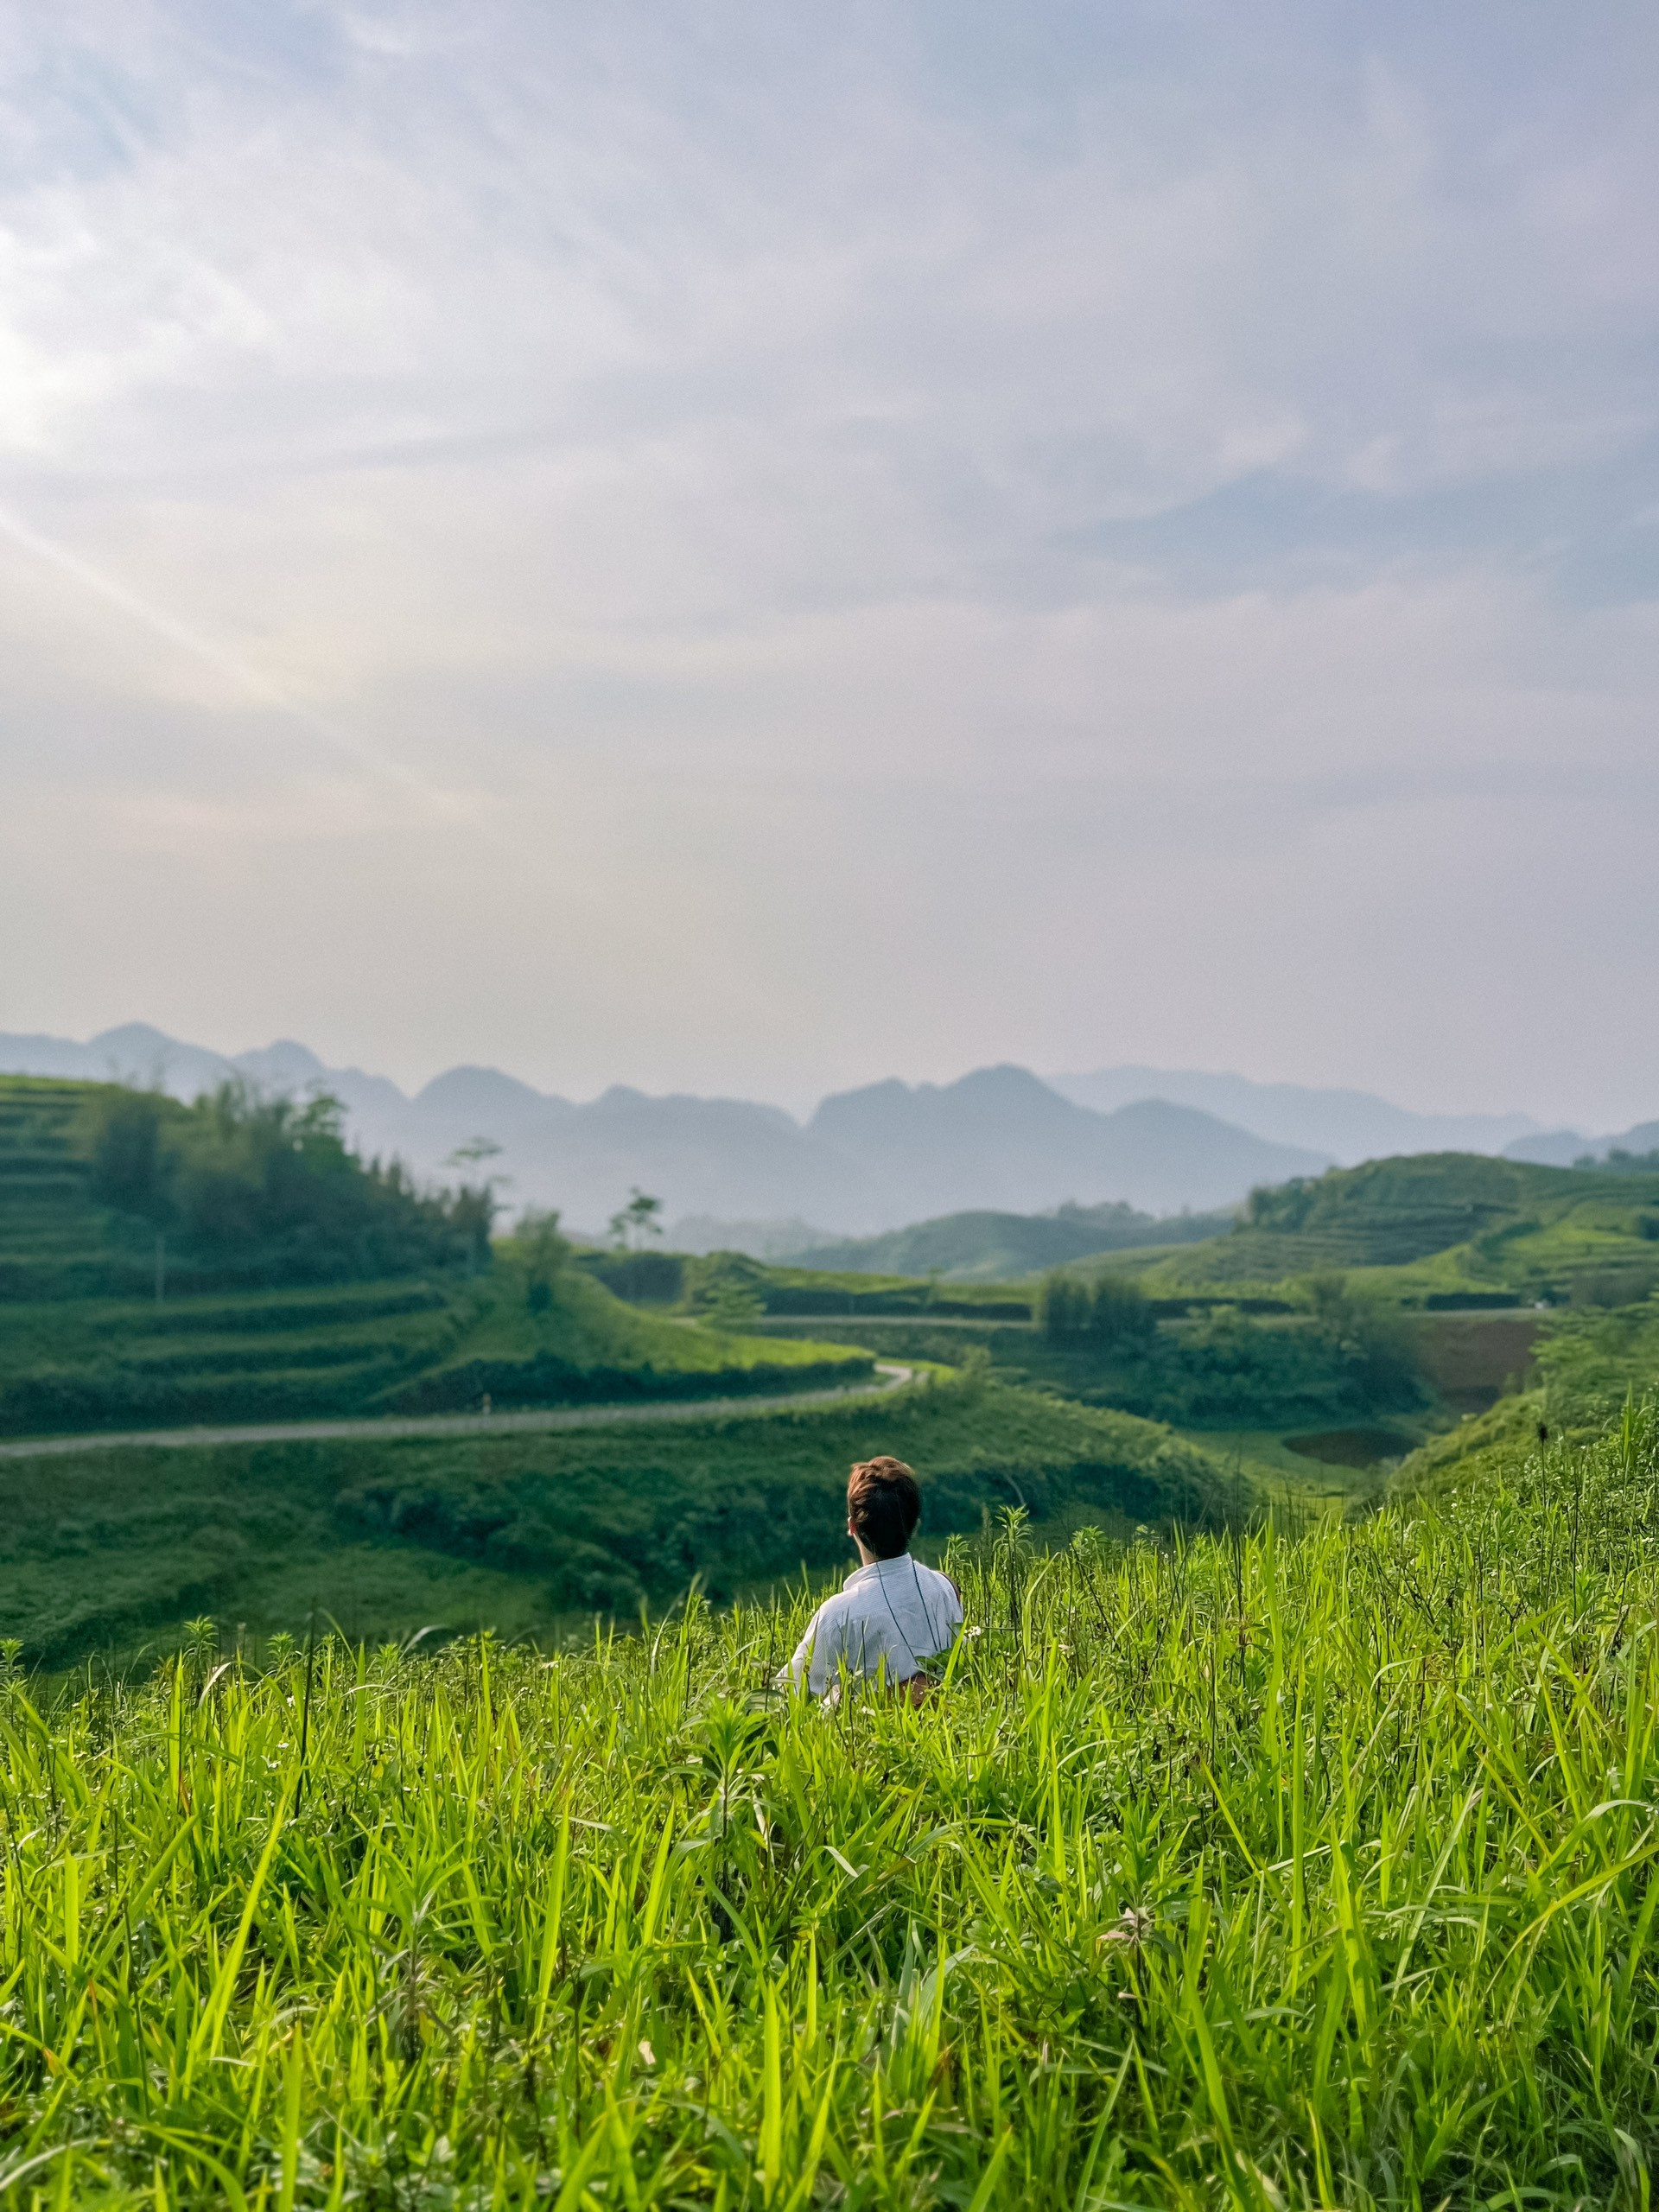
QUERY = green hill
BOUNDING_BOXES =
[0,1374,1229,1664]
[1110,1151,1659,1303]
[786,1200,1234,1281]
[0,1265,872,1438]
[0,1073,488,1300]
[582,1246,1036,1319]
[1389,1293,1659,1505]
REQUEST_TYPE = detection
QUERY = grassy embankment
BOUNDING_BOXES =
[0,1373,1226,1667]
[3,1407,1656,2206]
[1389,1292,1659,1506]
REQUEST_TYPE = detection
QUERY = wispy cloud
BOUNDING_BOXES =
[1,2,1656,1122]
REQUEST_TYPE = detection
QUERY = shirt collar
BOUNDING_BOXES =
[846,1554,911,1587]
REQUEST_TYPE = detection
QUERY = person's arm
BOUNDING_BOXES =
[784,1601,842,1695]
[782,1606,820,1689]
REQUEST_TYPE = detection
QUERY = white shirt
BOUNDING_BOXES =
[785,1554,963,1700]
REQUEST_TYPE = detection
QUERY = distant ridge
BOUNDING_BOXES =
[1050,1065,1541,1165]
[10,1022,1613,1241]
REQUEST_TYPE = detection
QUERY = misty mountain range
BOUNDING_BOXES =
[2,1021,1649,1246]
[1047,1067,1539,1164]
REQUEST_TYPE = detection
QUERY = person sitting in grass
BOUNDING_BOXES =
[784,1455,963,1703]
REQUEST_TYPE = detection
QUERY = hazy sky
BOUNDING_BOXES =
[3,3,1656,1124]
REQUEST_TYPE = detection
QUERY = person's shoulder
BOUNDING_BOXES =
[917,1559,963,1605]
[808,1586,858,1633]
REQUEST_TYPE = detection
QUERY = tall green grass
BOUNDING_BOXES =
[3,1408,1658,2206]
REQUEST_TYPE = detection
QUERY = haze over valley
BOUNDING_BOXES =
[7,1020,1649,1249]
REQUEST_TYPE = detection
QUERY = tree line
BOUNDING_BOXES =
[86,1083,495,1287]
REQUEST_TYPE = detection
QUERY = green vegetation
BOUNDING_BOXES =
[1024,1304,1421,1432]
[5,1408,1659,2205]
[3,1078,833,1419]
[0,1376,1224,1665]
[756,1274,1427,1443]
[0,1076,492,1300]
[385,1244,870,1420]
[0,1088,871,1434]
[571,1158,1659,1481]
[1034,1268,1157,1346]
[1121,1150,1659,1306]
[0,1259,871,1438]
[785,1200,1234,1281]
[582,1246,1033,1320]
[1390,1291,1659,1504]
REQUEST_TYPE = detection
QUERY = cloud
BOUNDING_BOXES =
[1,1,1657,1124]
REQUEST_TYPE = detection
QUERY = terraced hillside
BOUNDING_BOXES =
[0,1072,486,1298]
[1119,1151,1659,1302]
[0,1077,871,1436]
[0,1268,874,1438]
[0,1077,151,1300]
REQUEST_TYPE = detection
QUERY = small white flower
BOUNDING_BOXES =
[638,2040,656,2067]
[1098,1907,1154,1953]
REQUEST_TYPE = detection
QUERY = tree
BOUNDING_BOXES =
[608,1188,664,1252]
[518,1209,569,1313]
[445,1135,504,1174]
[1036,1271,1092,1340]
[1089,1274,1154,1349]
[87,1088,179,1300]
[1037,1268,1153,1347]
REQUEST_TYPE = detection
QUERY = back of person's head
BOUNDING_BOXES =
[847,1455,921,1560]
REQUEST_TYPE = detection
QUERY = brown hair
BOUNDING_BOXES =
[847,1455,921,1560]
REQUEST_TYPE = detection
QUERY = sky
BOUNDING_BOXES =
[2,1,1657,1126]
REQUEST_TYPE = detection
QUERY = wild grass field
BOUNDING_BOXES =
[3,1404,1656,2208]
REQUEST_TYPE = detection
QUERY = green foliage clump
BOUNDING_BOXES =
[513,1209,571,1314]
[84,1082,495,1283]
[1020,1271,1421,1430]
[1037,1268,1155,1347]
[4,1412,1659,2205]
[682,1250,771,1329]
[0,1075,491,1300]
[579,1248,686,1304]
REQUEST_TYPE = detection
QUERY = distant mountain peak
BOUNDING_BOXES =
[415,1065,563,1121]
[233,1039,329,1087]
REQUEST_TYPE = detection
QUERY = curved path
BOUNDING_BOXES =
[0,1363,918,1464]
